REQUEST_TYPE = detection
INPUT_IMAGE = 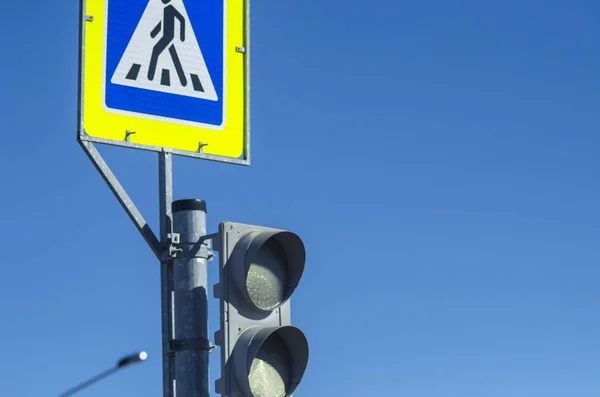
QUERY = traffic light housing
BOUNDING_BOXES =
[215,222,309,397]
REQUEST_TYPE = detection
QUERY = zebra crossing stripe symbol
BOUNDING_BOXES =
[110,0,218,101]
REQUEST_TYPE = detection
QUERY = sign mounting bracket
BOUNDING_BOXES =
[79,139,163,260]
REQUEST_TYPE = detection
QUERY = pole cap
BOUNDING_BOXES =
[172,199,207,213]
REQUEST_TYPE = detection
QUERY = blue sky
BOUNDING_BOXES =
[1,0,600,396]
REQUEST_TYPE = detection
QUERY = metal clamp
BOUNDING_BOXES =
[166,233,215,260]
[174,243,213,260]
[162,233,181,259]
[199,243,214,261]
[170,339,215,353]
[168,233,180,244]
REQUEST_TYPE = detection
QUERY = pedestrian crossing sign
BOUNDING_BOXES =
[78,0,249,164]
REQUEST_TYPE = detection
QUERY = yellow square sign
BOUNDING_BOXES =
[78,0,249,164]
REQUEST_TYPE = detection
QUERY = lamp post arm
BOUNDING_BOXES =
[57,367,120,397]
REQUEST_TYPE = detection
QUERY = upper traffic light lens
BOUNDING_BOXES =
[236,231,306,313]
[247,240,289,311]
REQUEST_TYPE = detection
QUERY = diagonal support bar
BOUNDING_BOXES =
[79,139,162,260]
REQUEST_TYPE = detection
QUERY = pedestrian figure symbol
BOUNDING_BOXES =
[148,0,187,86]
[110,0,218,101]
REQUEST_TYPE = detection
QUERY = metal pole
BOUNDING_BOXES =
[159,152,175,397]
[172,199,210,397]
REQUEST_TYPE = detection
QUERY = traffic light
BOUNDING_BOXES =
[215,222,309,397]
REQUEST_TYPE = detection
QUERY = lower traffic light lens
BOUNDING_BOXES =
[248,332,291,396]
[235,326,309,397]
[247,240,288,311]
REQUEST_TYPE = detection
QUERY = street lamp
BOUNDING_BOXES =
[58,351,148,397]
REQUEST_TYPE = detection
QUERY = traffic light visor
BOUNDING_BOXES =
[235,326,309,397]
[233,231,306,312]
